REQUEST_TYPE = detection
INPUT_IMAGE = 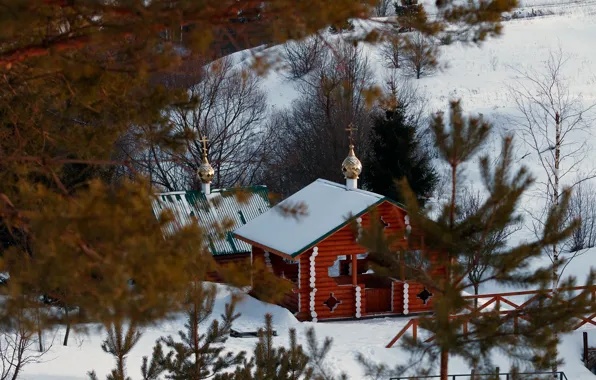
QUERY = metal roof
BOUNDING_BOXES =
[152,186,270,256]
[234,179,392,258]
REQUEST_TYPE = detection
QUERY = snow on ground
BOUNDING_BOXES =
[22,4,596,379]
[21,284,596,379]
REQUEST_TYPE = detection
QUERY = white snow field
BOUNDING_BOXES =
[22,4,596,380]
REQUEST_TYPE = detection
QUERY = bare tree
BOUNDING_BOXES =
[373,0,393,16]
[283,36,327,79]
[262,42,376,196]
[567,178,596,252]
[0,311,52,380]
[508,47,596,279]
[129,56,269,191]
[402,32,439,79]
[508,47,596,377]
[458,188,521,304]
[379,35,404,69]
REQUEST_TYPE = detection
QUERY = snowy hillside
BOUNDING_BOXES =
[21,281,596,379]
[23,4,596,379]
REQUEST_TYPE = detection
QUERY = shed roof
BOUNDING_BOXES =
[233,179,396,258]
[152,186,270,256]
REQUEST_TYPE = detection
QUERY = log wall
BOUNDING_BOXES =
[296,201,411,321]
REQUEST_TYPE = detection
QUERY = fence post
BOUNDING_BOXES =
[584,331,589,368]
[413,320,417,342]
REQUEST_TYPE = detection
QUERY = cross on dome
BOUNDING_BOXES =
[341,123,362,184]
[199,135,209,159]
[345,123,357,146]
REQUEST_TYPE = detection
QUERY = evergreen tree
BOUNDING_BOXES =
[0,1,522,376]
[394,0,427,32]
[0,0,519,332]
[157,283,245,380]
[88,320,142,380]
[359,100,596,379]
[231,314,346,380]
[363,106,437,206]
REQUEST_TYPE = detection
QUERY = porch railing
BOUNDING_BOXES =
[387,285,596,348]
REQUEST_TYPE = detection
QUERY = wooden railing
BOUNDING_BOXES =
[387,285,596,348]
[389,371,568,380]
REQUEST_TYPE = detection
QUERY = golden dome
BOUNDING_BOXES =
[198,156,215,184]
[197,135,215,184]
[341,144,362,179]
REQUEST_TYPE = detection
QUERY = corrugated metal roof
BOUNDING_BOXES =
[152,186,270,256]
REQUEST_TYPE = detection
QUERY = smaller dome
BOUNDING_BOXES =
[198,156,215,184]
[341,144,362,179]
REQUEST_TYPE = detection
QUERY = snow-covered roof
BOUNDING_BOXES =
[234,179,391,258]
[152,186,270,256]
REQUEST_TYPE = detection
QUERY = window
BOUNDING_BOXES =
[327,255,347,278]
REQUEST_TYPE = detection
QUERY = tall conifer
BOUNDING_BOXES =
[360,100,596,379]
[363,106,437,205]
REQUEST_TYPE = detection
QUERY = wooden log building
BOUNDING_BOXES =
[233,134,437,322]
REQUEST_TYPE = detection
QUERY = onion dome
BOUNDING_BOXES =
[341,144,362,179]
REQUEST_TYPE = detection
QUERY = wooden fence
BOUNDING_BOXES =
[387,285,596,348]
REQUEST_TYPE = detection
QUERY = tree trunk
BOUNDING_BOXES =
[63,307,71,346]
[473,282,479,309]
[37,327,43,353]
[193,296,201,376]
[440,349,449,380]
[552,112,561,379]
[63,321,71,347]
[117,354,125,380]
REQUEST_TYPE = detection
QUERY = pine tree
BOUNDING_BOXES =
[231,314,346,380]
[88,320,142,380]
[359,100,596,379]
[157,283,245,380]
[363,105,437,206]
[394,0,427,32]
[0,1,521,376]
[140,344,166,380]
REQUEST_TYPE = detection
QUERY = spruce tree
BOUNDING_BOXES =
[157,283,245,380]
[363,106,437,206]
[88,320,143,380]
[359,100,596,379]
[231,314,346,380]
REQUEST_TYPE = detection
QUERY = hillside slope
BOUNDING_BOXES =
[22,6,596,380]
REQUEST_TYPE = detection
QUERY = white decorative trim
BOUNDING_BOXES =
[391,282,394,312]
[310,247,318,322]
[264,251,273,271]
[356,217,363,241]
[403,282,410,315]
[355,285,362,318]
[297,260,301,289]
[297,292,301,313]
[404,215,412,239]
